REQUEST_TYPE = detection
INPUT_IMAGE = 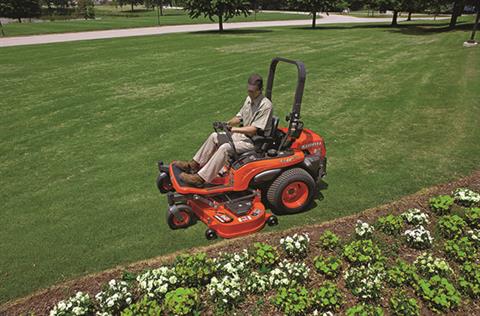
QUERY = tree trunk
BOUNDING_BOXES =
[312,11,316,28]
[407,12,412,21]
[391,10,398,26]
[160,2,163,16]
[131,3,134,12]
[0,20,5,37]
[450,0,464,28]
[18,18,22,23]
[218,14,223,32]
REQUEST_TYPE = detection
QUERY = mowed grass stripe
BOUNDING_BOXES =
[0,21,479,303]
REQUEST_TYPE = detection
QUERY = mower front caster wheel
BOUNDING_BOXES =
[267,215,279,226]
[166,205,196,230]
[205,229,217,240]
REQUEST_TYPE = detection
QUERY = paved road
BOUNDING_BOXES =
[0,14,444,48]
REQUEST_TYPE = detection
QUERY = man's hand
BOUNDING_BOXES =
[227,117,241,127]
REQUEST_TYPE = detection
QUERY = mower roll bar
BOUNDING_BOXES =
[265,57,307,150]
[265,57,306,118]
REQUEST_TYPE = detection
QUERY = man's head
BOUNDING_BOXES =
[247,74,263,100]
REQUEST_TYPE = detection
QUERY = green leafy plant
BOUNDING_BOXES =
[250,242,279,269]
[343,239,383,265]
[121,296,162,316]
[318,230,341,250]
[310,281,342,313]
[444,237,477,262]
[174,253,216,287]
[437,215,466,239]
[413,253,452,278]
[346,303,384,316]
[465,207,480,229]
[414,275,461,313]
[344,262,385,300]
[376,214,404,235]
[313,255,341,279]
[458,261,480,298]
[163,287,199,316]
[272,286,310,316]
[389,290,420,316]
[429,195,454,215]
[386,260,417,287]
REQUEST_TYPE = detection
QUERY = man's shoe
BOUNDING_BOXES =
[180,172,205,187]
[173,160,200,173]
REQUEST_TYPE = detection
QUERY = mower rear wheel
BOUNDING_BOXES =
[166,205,196,229]
[267,168,315,215]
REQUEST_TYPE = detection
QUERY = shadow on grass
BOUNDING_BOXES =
[190,28,273,35]
[292,21,474,37]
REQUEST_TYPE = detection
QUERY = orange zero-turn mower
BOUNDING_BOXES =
[156,57,327,240]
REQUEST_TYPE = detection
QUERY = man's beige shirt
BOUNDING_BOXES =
[236,94,273,138]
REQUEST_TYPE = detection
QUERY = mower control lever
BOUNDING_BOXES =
[212,121,239,161]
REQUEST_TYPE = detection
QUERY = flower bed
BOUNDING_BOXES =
[4,174,480,316]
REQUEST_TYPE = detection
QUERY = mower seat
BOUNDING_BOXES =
[251,115,280,153]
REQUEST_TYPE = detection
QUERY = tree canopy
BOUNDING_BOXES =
[184,0,251,31]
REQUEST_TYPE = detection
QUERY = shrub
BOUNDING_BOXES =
[174,253,216,287]
[386,260,417,287]
[214,249,250,277]
[318,230,341,250]
[344,262,385,300]
[49,292,94,316]
[404,225,433,249]
[437,215,466,239]
[458,261,480,298]
[310,281,342,313]
[269,259,310,288]
[355,220,375,239]
[401,209,429,226]
[313,255,341,278]
[137,266,178,300]
[453,188,480,207]
[245,271,270,294]
[465,207,480,229]
[163,287,199,316]
[346,303,384,316]
[376,214,404,235]
[272,286,310,316]
[413,253,453,278]
[414,275,461,313]
[250,242,279,269]
[389,290,420,316]
[444,236,477,262]
[207,273,243,308]
[95,279,133,315]
[120,296,162,316]
[280,233,310,259]
[343,239,383,265]
[429,195,454,215]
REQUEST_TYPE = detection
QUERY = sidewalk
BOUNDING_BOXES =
[0,14,445,48]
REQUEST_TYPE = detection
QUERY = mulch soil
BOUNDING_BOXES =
[1,170,479,316]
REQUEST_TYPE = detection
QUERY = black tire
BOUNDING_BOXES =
[266,168,316,215]
[166,205,196,229]
[267,215,279,226]
[156,172,172,193]
[205,229,217,240]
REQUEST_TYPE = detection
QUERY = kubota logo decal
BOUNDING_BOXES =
[300,142,322,149]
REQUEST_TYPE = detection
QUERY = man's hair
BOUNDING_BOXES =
[248,74,263,91]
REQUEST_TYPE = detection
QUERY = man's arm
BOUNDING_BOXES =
[231,126,257,137]
[226,116,241,127]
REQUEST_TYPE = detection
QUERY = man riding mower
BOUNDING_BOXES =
[156,57,327,240]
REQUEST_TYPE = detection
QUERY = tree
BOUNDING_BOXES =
[184,0,251,32]
[117,0,143,12]
[288,0,338,28]
[0,0,41,23]
[77,0,95,19]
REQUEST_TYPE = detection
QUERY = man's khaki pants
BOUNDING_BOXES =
[193,132,254,183]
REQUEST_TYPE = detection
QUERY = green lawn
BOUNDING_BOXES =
[0,19,479,305]
[0,5,310,37]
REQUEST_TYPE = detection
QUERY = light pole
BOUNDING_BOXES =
[464,1,480,46]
